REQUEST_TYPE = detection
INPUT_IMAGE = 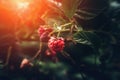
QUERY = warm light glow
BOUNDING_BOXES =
[0,0,49,28]
[11,0,32,13]
[17,1,29,10]
[0,0,33,16]
[48,0,62,7]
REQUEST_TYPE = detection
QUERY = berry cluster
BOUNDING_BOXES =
[38,25,65,56]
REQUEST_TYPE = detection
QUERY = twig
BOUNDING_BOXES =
[31,41,43,61]
[4,46,12,66]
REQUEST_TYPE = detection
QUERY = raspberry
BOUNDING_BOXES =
[48,37,65,53]
[38,25,53,42]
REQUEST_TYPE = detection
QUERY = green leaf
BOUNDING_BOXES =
[74,0,108,20]
[74,31,101,48]
[61,0,80,18]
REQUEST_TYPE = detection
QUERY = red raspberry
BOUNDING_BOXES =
[38,25,53,42]
[48,37,65,53]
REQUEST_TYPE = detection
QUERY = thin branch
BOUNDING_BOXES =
[4,46,12,66]
[31,41,43,61]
